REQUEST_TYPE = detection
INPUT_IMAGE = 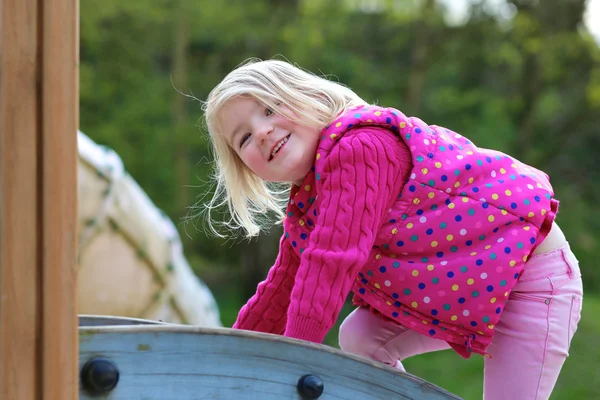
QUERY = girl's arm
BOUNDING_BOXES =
[283,128,411,343]
[232,234,300,334]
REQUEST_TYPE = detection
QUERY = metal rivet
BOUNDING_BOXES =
[297,374,324,399]
[80,357,120,395]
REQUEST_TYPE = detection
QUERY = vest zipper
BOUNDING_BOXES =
[466,335,473,353]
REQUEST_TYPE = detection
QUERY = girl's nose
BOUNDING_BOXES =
[256,123,273,143]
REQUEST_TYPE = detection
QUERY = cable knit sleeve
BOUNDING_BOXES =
[284,128,410,343]
[232,234,300,334]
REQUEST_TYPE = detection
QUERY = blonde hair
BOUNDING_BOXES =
[199,58,367,238]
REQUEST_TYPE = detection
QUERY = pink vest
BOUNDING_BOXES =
[288,105,558,358]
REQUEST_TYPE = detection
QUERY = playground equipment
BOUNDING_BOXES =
[0,1,461,398]
[77,316,461,399]
[76,130,221,327]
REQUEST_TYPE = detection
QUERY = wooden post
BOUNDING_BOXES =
[0,0,79,399]
[0,1,40,398]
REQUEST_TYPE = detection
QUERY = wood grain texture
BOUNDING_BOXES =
[0,0,79,398]
[41,0,80,398]
[79,325,461,399]
[0,1,40,398]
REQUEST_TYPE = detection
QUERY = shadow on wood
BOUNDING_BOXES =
[79,316,461,399]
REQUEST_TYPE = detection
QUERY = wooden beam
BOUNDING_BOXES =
[41,0,79,398]
[0,0,79,398]
[0,1,41,398]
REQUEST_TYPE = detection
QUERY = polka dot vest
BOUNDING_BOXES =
[284,105,558,358]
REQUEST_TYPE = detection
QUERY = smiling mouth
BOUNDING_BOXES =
[269,134,290,161]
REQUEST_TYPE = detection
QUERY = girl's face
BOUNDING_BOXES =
[218,96,321,186]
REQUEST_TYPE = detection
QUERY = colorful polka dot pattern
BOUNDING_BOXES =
[285,105,558,358]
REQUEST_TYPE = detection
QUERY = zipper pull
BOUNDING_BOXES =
[466,336,473,353]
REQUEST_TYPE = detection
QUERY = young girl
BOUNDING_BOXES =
[200,58,583,399]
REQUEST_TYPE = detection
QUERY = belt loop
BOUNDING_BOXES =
[561,248,574,279]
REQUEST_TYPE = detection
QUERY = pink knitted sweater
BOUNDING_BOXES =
[233,105,557,358]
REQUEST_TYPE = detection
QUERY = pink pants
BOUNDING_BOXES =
[339,244,583,400]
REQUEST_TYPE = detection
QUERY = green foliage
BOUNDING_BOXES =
[80,0,599,288]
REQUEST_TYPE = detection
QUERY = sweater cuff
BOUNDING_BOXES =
[285,315,329,344]
[232,313,265,332]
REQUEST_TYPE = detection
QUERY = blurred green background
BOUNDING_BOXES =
[80,0,599,398]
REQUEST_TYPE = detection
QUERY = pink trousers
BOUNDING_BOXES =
[339,244,583,400]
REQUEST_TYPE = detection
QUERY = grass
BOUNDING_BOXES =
[215,290,600,399]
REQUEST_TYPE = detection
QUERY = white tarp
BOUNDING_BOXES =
[77,131,221,327]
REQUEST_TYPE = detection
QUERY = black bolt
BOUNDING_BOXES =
[297,374,324,399]
[80,357,120,395]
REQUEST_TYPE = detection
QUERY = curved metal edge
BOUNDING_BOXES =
[78,324,462,399]
[78,315,173,327]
